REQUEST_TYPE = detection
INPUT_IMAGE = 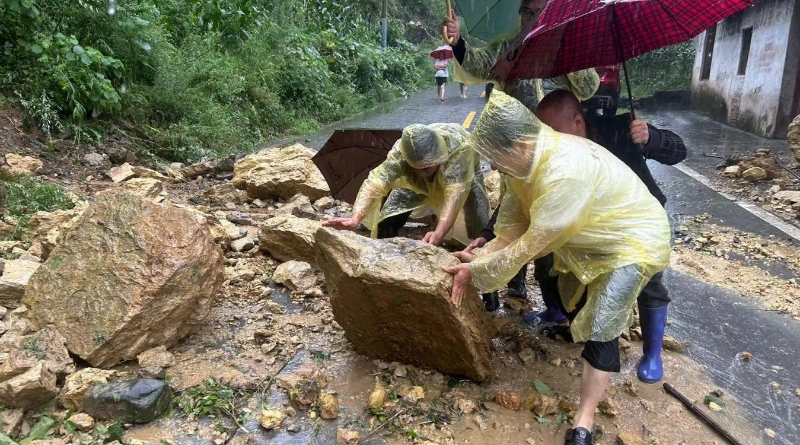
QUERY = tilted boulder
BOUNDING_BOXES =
[232,144,330,201]
[23,189,225,368]
[315,228,495,381]
[259,215,322,265]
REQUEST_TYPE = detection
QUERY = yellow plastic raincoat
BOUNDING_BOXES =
[352,123,491,246]
[453,38,600,110]
[468,92,671,342]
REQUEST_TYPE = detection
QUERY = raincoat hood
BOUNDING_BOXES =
[399,124,450,169]
[469,91,554,179]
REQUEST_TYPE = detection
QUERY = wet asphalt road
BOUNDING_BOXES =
[287,87,800,444]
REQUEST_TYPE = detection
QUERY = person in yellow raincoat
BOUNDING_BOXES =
[444,92,670,445]
[442,0,601,308]
[323,123,490,246]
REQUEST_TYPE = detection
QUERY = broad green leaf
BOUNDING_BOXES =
[30,44,43,54]
[533,379,551,395]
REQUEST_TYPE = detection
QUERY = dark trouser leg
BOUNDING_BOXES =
[637,271,669,383]
[527,254,566,322]
[637,271,669,308]
[506,266,528,299]
[376,211,411,239]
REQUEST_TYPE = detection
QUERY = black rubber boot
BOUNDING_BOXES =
[564,427,593,445]
[481,292,500,312]
[506,266,528,300]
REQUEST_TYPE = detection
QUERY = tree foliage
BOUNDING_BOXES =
[0,0,440,161]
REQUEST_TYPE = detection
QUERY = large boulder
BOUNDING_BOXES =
[83,379,172,423]
[23,189,225,368]
[232,144,329,201]
[0,259,40,308]
[315,228,495,381]
[259,215,322,265]
[788,114,800,162]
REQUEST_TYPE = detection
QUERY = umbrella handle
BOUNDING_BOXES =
[442,0,454,44]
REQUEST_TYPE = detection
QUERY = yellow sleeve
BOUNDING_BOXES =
[470,177,593,292]
[352,147,406,218]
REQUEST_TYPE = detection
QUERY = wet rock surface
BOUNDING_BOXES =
[24,189,225,367]
[232,144,330,201]
[315,227,495,381]
[83,378,172,423]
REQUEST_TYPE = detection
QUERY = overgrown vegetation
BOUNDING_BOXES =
[0,171,74,240]
[628,41,695,98]
[0,0,442,162]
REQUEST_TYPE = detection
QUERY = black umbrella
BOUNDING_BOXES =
[312,129,402,204]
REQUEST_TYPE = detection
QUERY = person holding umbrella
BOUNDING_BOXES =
[431,45,454,101]
[441,0,600,110]
[531,89,686,384]
[442,0,599,310]
[322,123,491,248]
[444,91,671,445]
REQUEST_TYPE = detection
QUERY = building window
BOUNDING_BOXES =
[738,27,753,75]
[700,25,716,80]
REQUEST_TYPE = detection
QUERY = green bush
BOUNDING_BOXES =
[628,42,695,97]
[1,0,438,162]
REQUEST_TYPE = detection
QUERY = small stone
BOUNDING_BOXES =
[525,394,559,417]
[795,388,800,397]
[526,439,536,445]
[742,167,767,182]
[137,345,176,369]
[518,347,536,365]
[320,393,339,419]
[260,342,277,354]
[457,398,477,414]
[558,398,578,415]
[723,165,741,177]
[402,386,425,404]
[336,428,360,445]
[313,197,335,212]
[495,391,522,411]
[708,402,723,411]
[662,336,684,352]
[640,399,655,412]
[393,365,408,378]
[0,408,24,437]
[764,428,775,438]
[711,389,724,398]
[67,413,95,432]
[598,398,619,416]
[616,432,644,445]
[137,366,166,380]
[272,260,316,292]
[550,358,562,367]
[0,361,57,409]
[287,423,301,433]
[231,237,256,252]
[770,382,780,392]
[257,409,286,430]
[368,382,387,410]
[740,351,753,361]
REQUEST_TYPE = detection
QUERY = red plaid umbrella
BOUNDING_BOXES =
[491,0,752,109]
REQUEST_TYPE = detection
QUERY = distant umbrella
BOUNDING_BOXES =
[430,45,454,60]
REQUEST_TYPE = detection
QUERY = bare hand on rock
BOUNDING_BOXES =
[322,217,360,231]
[423,231,443,245]
[464,236,487,253]
[443,263,472,307]
[452,251,477,263]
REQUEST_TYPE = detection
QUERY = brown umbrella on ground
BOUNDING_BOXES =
[312,129,402,205]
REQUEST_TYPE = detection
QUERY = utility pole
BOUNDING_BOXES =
[381,0,388,48]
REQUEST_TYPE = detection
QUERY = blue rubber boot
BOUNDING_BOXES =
[637,304,668,383]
